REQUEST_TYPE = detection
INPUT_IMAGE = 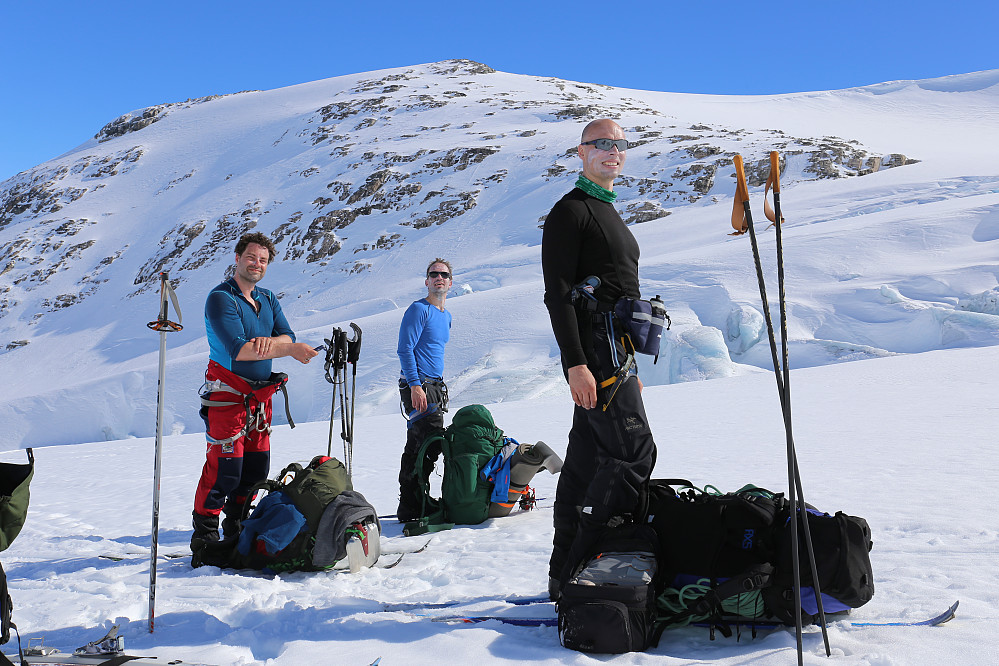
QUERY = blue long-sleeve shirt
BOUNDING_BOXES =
[397,298,451,386]
[205,278,296,381]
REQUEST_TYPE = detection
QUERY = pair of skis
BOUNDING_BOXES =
[393,594,958,631]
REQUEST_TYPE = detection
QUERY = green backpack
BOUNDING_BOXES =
[406,404,507,535]
[0,450,33,553]
[1,449,33,648]
[194,456,378,572]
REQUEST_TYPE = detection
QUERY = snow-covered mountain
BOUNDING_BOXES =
[1,60,998,449]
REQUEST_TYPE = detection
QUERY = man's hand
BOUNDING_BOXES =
[251,336,274,358]
[568,364,597,410]
[239,337,318,363]
[289,342,319,364]
[410,385,428,413]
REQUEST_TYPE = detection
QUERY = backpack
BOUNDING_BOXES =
[763,508,876,624]
[406,405,505,534]
[0,449,33,650]
[406,404,563,536]
[194,455,380,572]
[0,450,33,554]
[646,480,874,632]
[557,524,663,654]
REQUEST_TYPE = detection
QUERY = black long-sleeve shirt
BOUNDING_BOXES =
[542,188,641,369]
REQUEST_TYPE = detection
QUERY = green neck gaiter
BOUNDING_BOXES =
[575,174,617,203]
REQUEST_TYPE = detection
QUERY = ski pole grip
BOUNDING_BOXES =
[347,322,362,363]
[147,272,183,332]
[733,154,749,203]
[730,154,751,234]
[158,272,170,321]
[769,151,780,193]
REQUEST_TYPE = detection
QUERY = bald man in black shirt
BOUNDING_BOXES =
[542,119,657,598]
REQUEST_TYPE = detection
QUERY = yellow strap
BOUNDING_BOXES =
[763,151,785,227]
[730,154,750,235]
[598,376,617,389]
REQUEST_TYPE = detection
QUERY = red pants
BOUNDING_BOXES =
[193,362,279,517]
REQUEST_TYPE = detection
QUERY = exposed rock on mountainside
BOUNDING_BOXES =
[0,59,918,341]
[94,92,256,142]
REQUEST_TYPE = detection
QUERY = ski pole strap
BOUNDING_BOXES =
[730,154,751,235]
[146,271,183,332]
[763,152,785,228]
[346,322,362,364]
[323,327,349,382]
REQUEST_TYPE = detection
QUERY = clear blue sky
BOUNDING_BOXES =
[2,1,995,181]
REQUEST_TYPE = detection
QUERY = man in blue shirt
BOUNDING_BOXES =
[396,258,453,521]
[192,232,318,550]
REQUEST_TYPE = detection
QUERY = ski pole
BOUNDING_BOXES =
[345,323,362,478]
[323,327,345,458]
[145,272,182,633]
[733,156,808,664]
[768,151,831,654]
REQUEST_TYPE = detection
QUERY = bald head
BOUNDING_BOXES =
[581,118,624,143]
[577,119,627,189]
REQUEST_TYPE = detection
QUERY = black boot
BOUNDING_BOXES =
[220,503,242,543]
[191,511,220,552]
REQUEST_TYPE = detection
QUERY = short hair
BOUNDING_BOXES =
[235,232,277,261]
[426,257,454,277]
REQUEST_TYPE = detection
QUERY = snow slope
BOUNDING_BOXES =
[2,345,996,664]
[1,61,997,449]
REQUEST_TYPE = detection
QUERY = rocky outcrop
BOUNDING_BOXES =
[0,59,922,337]
[94,92,254,142]
[134,222,207,285]
[96,106,166,142]
[624,201,671,225]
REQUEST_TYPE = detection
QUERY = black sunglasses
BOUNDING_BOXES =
[428,271,451,279]
[580,138,630,152]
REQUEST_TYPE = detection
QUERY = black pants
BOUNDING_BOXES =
[549,320,657,584]
[397,378,447,519]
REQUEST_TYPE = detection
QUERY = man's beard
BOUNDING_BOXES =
[238,267,264,284]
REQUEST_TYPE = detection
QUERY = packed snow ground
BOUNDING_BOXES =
[2,344,997,665]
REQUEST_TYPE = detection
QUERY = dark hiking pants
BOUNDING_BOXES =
[549,318,657,585]
[397,378,447,519]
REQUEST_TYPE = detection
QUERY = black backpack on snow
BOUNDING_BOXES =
[557,524,664,654]
[763,507,876,624]
[646,479,874,631]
